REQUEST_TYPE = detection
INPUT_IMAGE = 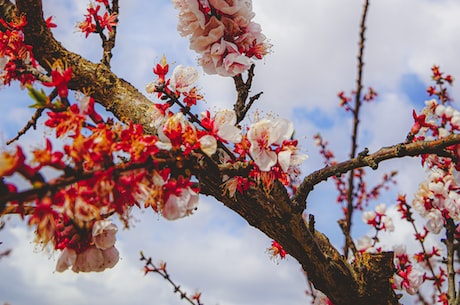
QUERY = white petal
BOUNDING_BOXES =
[199,135,217,157]
[218,125,242,143]
[214,109,236,128]
[72,247,104,273]
[272,118,294,145]
[92,220,118,250]
[277,150,291,173]
[101,246,119,269]
[56,248,77,272]
[250,146,277,171]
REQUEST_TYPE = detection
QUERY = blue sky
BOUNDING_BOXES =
[1,0,460,304]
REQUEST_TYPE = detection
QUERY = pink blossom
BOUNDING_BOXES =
[172,0,207,36]
[55,248,77,272]
[162,187,199,220]
[72,246,105,273]
[92,219,118,250]
[277,142,308,173]
[426,209,443,234]
[71,245,119,273]
[247,118,294,171]
[214,109,241,143]
[189,16,225,53]
[169,65,199,93]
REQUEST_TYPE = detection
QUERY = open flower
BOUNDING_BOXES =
[162,187,199,220]
[247,118,293,171]
[169,65,199,93]
[92,219,118,250]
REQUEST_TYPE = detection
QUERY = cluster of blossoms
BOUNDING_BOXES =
[1,54,307,272]
[0,15,38,86]
[77,0,118,38]
[56,219,119,273]
[171,0,270,76]
[355,67,457,302]
[361,203,395,234]
[145,56,307,194]
[392,244,425,296]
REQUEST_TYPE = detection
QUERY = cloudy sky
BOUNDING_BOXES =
[1,0,460,304]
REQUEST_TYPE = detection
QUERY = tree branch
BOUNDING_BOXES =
[13,0,156,134]
[293,134,460,207]
[344,0,370,258]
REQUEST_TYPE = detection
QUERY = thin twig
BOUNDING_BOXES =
[233,65,263,124]
[140,252,204,305]
[101,0,118,67]
[6,108,44,145]
[343,0,370,258]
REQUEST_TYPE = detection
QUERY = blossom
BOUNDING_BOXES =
[277,140,308,173]
[169,65,199,93]
[172,0,269,76]
[71,245,119,273]
[56,220,120,273]
[394,266,424,295]
[0,147,25,177]
[42,67,72,98]
[92,219,118,250]
[199,109,241,156]
[162,186,199,220]
[425,209,444,234]
[247,118,293,171]
[56,248,77,272]
[267,240,287,261]
[356,235,373,253]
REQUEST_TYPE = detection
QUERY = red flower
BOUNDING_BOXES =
[42,67,72,98]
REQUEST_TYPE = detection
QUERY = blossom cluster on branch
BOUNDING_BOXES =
[171,0,270,76]
[0,0,307,274]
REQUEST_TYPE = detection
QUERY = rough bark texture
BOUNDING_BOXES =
[5,1,460,304]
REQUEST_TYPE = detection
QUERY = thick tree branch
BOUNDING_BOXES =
[13,0,156,134]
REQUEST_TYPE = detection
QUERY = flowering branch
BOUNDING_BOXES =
[293,134,460,208]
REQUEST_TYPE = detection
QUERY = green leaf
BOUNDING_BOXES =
[26,84,48,109]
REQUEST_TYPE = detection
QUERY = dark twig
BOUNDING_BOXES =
[233,65,263,124]
[6,88,61,144]
[101,0,118,67]
[6,108,44,145]
[343,0,370,258]
[140,252,204,305]
[0,156,177,207]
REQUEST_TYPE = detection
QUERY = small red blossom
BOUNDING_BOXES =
[267,240,287,260]
[42,67,72,98]
[45,16,57,29]
[98,12,117,32]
